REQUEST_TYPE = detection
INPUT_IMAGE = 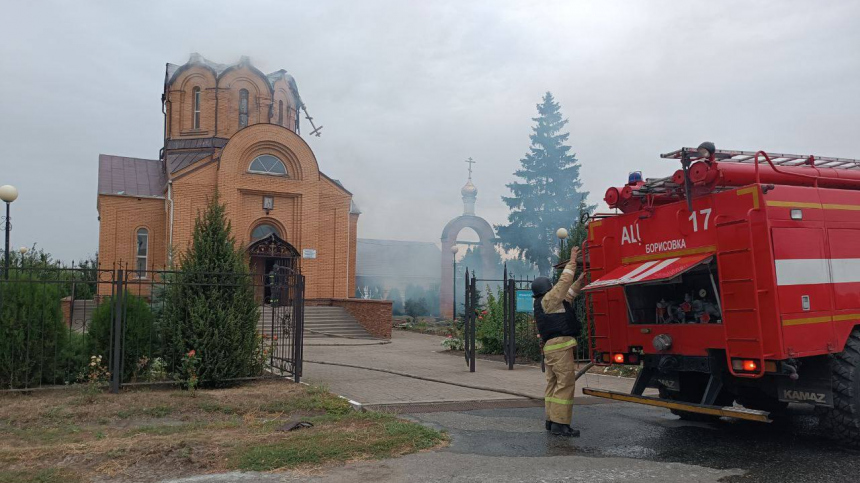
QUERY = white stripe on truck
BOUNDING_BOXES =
[775,258,860,286]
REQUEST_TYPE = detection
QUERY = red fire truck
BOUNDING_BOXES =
[581,143,860,444]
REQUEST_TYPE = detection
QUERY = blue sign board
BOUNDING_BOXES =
[516,290,534,313]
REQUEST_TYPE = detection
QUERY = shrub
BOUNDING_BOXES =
[87,292,155,382]
[159,194,260,386]
[0,271,69,388]
[404,298,428,321]
[475,285,543,362]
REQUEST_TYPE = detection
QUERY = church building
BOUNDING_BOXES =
[96,54,359,299]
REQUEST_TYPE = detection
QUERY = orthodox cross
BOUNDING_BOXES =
[465,157,476,180]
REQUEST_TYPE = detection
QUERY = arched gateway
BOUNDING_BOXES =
[440,164,496,319]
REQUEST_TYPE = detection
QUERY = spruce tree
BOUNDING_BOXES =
[161,194,260,386]
[497,92,594,275]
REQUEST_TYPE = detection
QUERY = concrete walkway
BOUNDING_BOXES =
[302,330,644,406]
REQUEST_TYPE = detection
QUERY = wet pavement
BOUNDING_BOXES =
[406,402,859,483]
[162,401,857,482]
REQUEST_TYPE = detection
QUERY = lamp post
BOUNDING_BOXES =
[451,245,459,320]
[556,227,569,264]
[18,246,28,268]
[0,185,19,279]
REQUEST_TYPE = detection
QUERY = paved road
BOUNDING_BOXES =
[274,402,852,483]
[302,331,646,405]
[163,331,856,482]
[164,399,855,483]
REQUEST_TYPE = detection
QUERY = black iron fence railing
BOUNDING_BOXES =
[462,267,591,373]
[0,265,304,392]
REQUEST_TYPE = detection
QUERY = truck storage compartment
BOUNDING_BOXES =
[625,259,722,324]
[584,254,722,325]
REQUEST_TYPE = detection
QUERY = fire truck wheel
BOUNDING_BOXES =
[820,328,860,445]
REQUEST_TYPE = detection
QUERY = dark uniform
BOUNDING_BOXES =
[533,254,585,437]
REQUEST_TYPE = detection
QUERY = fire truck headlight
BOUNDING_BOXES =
[653,334,673,352]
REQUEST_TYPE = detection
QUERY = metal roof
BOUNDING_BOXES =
[165,137,228,151]
[98,154,165,198]
[166,151,212,174]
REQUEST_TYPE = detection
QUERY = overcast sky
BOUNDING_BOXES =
[1,0,858,262]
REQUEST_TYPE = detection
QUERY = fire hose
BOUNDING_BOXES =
[303,359,596,401]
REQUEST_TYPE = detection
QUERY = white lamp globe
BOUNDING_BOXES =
[556,228,569,240]
[0,185,18,203]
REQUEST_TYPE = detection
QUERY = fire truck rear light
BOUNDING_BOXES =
[731,359,760,372]
[790,209,803,220]
[613,353,625,364]
[764,361,778,373]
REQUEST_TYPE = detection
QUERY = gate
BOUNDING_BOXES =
[265,265,305,382]
[461,265,591,374]
[463,269,477,372]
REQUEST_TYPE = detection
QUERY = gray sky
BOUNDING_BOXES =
[1,0,858,262]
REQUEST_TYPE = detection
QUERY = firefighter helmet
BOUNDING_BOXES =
[532,277,552,297]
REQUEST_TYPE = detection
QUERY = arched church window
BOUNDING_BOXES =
[192,87,201,129]
[239,89,249,128]
[278,100,284,126]
[251,223,280,241]
[136,228,149,277]
[249,154,287,176]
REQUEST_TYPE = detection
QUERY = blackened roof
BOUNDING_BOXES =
[98,154,165,198]
[166,54,304,108]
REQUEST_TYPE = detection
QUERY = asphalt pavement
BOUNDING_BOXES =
[164,401,857,483]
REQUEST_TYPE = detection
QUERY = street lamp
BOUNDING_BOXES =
[0,185,19,279]
[451,244,459,320]
[18,246,27,268]
[556,227,568,264]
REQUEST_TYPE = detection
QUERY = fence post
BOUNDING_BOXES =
[294,274,304,384]
[110,269,124,394]
[507,278,516,370]
[502,266,508,367]
[469,274,476,373]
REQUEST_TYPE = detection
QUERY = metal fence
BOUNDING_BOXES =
[462,267,591,373]
[0,265,304,392]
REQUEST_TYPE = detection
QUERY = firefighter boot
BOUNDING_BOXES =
[550,422,580,437]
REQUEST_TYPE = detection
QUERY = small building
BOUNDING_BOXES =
[355,239,441,302]
[96,54,359,299]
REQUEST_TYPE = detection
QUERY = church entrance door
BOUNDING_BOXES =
[247,233,301,304]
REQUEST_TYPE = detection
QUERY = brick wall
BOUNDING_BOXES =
[165,63,299,140]
[99,58,357,303]
[307,298,392,339]
[96,196,166,296]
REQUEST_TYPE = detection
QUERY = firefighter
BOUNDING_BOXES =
[533,247,586,437]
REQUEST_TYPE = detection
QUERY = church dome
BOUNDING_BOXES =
[461,179,477,197]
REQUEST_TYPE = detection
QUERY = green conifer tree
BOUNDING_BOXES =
[497,92,594,275]
[160,194,260,386]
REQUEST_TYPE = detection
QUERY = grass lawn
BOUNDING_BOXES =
[0,380,447,482]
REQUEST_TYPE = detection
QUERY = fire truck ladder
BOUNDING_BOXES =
[714,200,767,378]
[636,148,860,197]
[660,147,860,170]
